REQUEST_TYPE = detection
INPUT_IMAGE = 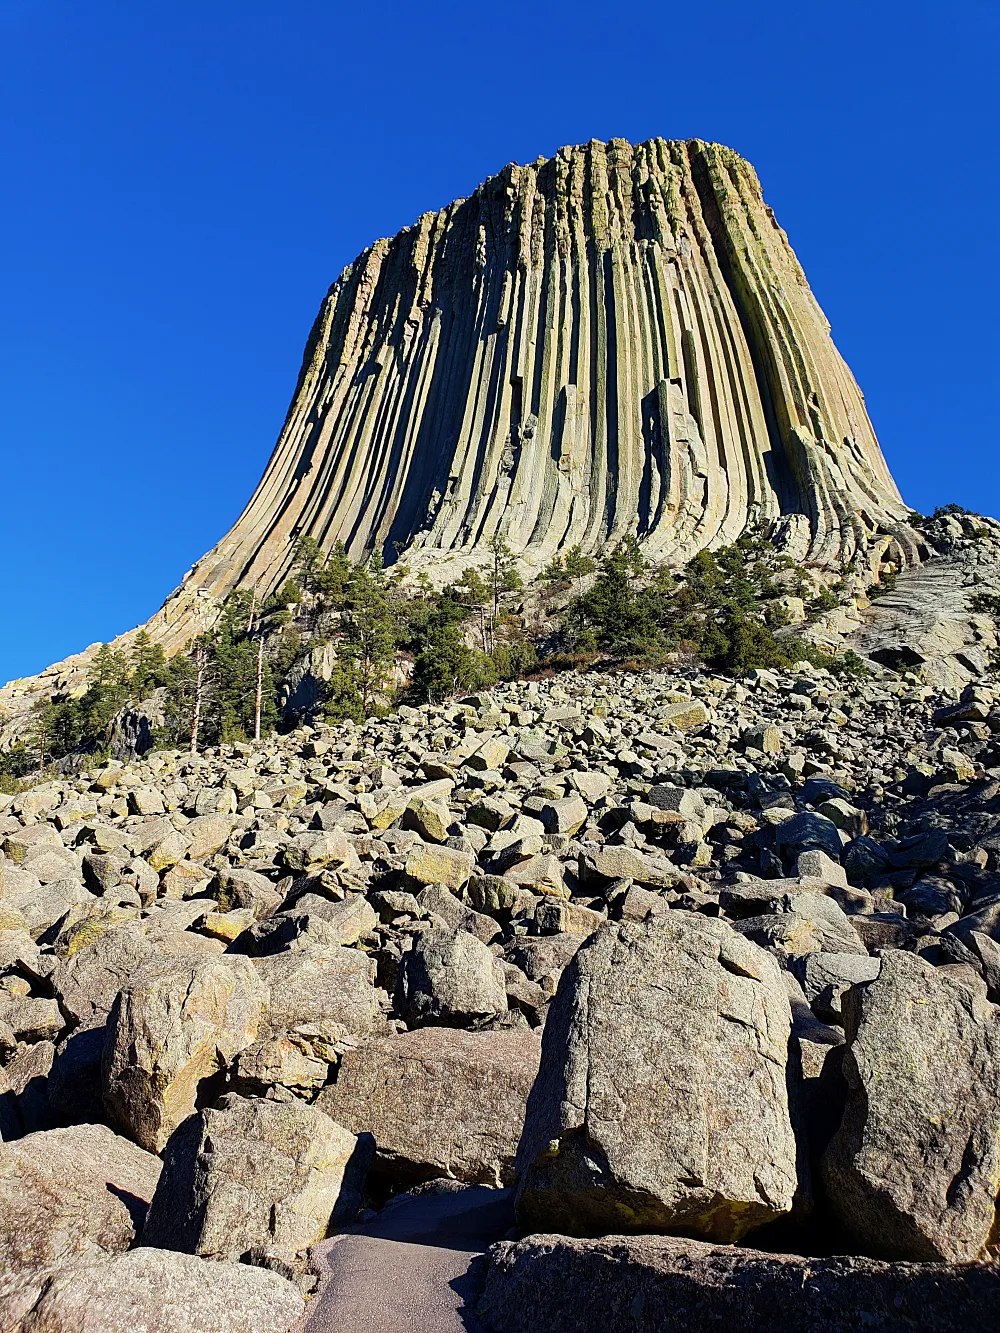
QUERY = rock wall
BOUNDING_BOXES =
[180,137,908,623]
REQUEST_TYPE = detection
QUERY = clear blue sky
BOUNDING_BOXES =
[2,0,997,686]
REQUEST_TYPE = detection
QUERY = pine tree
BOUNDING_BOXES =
[454,565,490,652]
[78,644,133,747]
[189,641,206,753]
[337,556,400,714]
[206,592,263,742]
[562,544,597,595]
[27,698,58,770]
[130,630,168,696]
[293,536,352,622]
[411,590,490,702]
[566,537,660,658]
[486,534,522,651]
[154,647,200,750]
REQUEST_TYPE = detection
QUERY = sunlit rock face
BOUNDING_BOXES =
[181,136,907,615]
[0,136,914,725]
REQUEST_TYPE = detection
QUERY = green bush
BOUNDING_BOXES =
[971,593,1000,617]
[541,544,597,586]
[556,531,841,675]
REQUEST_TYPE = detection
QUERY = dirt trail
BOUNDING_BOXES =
[300,1188,514,1333]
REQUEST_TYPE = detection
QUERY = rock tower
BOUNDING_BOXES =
[1,136,914,711]
[173,137,907,627]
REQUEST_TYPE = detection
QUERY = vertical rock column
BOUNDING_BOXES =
[153,137,908,648]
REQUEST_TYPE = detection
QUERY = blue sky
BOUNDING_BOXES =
[1,0,997,685]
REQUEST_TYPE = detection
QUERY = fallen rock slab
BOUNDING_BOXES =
[103,954,266,1152]
[0,1123,161,1272]
[143,1093,368,1260]
[822,948,1000,1261]
[11,1246,304,1332]
[477,1232,1000,1333]
[253,943,382,1035]
[395,928,507,1028]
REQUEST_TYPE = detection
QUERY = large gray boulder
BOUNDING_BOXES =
[774,812,844,864]
[821,949,1000,1261]
[280,892,379,945]
[9,1246,304,1332]
[3,873,94,938]
[51,920,155,1025]
[143,1093,368,1260]
[252,943,382,1035]
[505,933,584,994]
[52,919,225,1027]
[103,955,266,1152]
[0,1123,161,1273]
[316,1027,541,1187]
[798,952,881,1024]
[212,866,282,919]
[395,928,507,1027]
[478,1232,1000,1333]
[515,913,797,1240]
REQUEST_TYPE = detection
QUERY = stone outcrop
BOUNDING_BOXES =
[0,136,914,727]
[515,913,797,1239]
[102,954,266,1152]
[316,1027,541,1187]
[142,1093,368,1261]
[0,1124,161,1273]
[4,1247,304,1333]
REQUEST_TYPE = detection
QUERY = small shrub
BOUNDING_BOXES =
[971,593,1000,617]
[932,502,980,519]
[868,571,897,599]
[810,585,840,612]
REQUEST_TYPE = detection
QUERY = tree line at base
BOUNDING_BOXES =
[1,531,873,781]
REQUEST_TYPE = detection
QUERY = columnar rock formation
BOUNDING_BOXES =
[177,137,908,623]
[0,136,913,713]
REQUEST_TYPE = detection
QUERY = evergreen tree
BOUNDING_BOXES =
[75,644,134,748]
[487,533,522,620]
[293,536,352,618]
[454,565,490,652]
[542,544,597,592]
[26,698,59,770]
[130,630,168,696]
[292,536,324,593]
[562,544,597,584]
[565,537,661,658]
[331,556,400,716]
[322,659,365,724]
[158,647,201,750]
[411,590,485,702]
[205,592,275,743]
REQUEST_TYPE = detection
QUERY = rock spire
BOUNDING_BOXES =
[173,136,907,630]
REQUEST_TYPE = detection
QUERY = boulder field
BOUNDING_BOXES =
[3,612,1000,1327]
